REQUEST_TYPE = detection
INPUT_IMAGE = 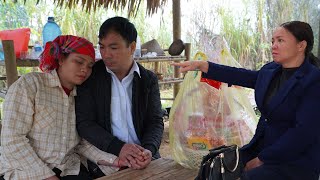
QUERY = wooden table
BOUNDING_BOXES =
[96,158,198,180]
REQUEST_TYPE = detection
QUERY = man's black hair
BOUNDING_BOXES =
[99,16,137,46]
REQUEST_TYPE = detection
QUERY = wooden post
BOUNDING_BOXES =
[184,43,191,61]
[154,61,159,73]
[173,0,181,98]
[318,17,320,58]
[172,0,181,41]
[2,40,18,88]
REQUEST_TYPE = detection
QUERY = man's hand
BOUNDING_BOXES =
[44,175,59,180]
[119,144,144,167]
[129,149,152,170]
[245,157,263,171]
[141,149,152,161]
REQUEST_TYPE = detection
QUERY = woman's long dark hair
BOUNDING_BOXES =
[281,21,320,68]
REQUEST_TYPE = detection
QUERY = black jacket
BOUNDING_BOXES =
[75,60,163,158]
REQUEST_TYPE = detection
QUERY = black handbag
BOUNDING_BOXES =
[195,144,242,180]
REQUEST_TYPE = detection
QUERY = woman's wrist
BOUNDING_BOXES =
[199,61,209,73]
[112,158,119,167]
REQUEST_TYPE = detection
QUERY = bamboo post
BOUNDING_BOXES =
[173,0,181,98]
[2,40,18,88]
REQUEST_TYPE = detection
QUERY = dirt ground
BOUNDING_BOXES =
[159,119,172,158]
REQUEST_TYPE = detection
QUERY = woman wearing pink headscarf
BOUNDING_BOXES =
[0,35,120,180]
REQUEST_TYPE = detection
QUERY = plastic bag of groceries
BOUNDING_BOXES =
[169,35,258,169]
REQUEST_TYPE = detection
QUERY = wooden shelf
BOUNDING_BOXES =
[161,97,175,100]
[0,58,186,85]
[135,56,186,62]
[1,40,191,100]
[159,78,183,85]
[0,56,186,67]
[0,59,39,67]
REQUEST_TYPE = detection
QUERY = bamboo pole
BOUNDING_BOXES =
[172,0,181,98]
[2,40,18,88]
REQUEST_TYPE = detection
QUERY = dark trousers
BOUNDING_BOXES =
[52,163,92,180]
[241,164,319,180]
[87,160,107,179]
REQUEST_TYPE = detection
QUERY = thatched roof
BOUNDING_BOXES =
[53,0,167,16]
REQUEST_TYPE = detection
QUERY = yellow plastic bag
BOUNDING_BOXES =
[169,36,258,169]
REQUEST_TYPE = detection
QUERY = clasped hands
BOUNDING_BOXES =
[98,143,152,170]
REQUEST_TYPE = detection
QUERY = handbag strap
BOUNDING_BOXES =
[222,145,239,172]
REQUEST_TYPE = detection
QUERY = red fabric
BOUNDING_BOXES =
[200,77,221,89]
[62,86,72,96]
[39,35,95,72]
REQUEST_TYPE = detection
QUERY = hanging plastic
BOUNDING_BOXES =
[169,35,258,169]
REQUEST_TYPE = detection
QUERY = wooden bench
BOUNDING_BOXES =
[96,158,198,180]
